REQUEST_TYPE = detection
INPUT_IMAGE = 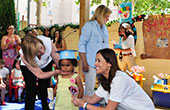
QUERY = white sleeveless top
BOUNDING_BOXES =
[12,68,23,83]
[20,35,52,69]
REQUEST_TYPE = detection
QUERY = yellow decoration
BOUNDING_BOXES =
[151,84,170,93]
[120,8,123,13]
[65,53,68,56]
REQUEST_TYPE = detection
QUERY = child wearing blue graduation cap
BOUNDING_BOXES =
[53,50,84,110]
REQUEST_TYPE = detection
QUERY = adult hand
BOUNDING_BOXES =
[82,62,89,72]
[72,95,85,108]
[0,83,6,88]
[2,83,6,88]
[8,39,15,45]
[54,69,62,75]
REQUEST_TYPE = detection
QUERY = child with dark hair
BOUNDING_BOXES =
[113,22,136,72]
[11,59,25,102]
[0,59,9,93]
[43,27,52,39]
[53,50,83,110]
[0,72,6,105]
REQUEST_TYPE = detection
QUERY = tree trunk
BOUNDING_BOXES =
[36,0,42,26]
[132,0,135,14]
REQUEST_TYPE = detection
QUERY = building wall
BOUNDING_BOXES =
[15,0,80,27]
[15,0,118,29]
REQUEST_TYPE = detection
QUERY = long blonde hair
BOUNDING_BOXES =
[90,5,112,25]
[21,36,45,67]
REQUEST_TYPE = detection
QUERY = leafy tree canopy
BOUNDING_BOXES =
[0,0,16,36]
[75,0,170,16]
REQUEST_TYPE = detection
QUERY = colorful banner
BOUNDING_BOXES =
[119,2,132,23]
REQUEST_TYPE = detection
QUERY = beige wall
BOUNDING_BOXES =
[62,27,80,50]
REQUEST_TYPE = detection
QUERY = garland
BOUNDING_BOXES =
[22,23,80,33]
[22,20,119,34]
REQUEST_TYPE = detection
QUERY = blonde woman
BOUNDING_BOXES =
[20,35,60,110]
[78,5,112,97]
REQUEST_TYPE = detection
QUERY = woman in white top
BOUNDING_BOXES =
[20,35,60,110]
[114,22,136,72]
[72,48,155,110]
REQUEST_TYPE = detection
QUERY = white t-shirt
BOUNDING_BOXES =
[95,70,155,110]
[121,35,136,57]
[20,35,52,69]
[0,67,9,78]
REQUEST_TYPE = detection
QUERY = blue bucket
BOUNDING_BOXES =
[163,79,168,85]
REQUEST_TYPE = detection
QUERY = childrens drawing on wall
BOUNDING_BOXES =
[143,15,170,59]
[157,38,168,48]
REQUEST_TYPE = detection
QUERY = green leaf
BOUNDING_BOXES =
[42,2,47,7]
[34,0,39,2]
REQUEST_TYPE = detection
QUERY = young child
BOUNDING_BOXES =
[11,59,25,102]
[0,59,9,92]
[53,50,84,110]
[0,73,6,105]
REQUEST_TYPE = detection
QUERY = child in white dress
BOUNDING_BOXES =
[11,59,25,102]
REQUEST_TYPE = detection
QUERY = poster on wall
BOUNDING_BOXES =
[143,15,170,59]
[157,38,168,48]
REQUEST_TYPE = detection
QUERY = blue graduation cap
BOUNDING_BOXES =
[56,50,80,60]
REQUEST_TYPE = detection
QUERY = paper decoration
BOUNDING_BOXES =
[143,15,170,59]
[119,2,132,23]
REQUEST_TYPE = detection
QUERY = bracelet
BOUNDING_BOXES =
[83,102,88,110]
